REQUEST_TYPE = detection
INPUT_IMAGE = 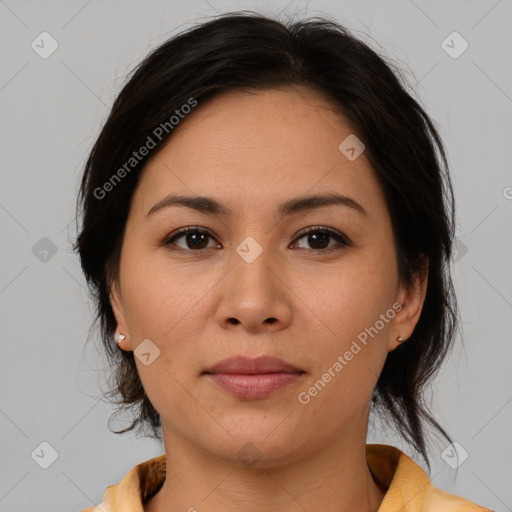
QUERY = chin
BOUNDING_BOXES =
[203,429,308,469]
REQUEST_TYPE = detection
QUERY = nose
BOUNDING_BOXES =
[215,244,292,333]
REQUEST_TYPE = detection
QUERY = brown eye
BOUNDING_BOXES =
[163,227,219,251]
[293,226,350,253]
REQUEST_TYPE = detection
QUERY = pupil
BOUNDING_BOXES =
[188,233,208,249]
[310,232,328,249]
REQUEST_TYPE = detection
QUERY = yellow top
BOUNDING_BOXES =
[81,444,493,512]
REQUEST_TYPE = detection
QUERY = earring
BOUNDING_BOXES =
[397,336,404,343]
[114,332,126,345]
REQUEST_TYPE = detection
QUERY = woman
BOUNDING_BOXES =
[74,11,493,512]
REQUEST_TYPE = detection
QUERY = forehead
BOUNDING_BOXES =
[131,87,385,219]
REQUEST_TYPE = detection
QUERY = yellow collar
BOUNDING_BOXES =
[82,444,491,511]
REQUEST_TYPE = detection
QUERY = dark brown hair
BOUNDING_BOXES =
[73,11,457,471]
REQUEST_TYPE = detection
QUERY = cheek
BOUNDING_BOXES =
[305,253,397,390]
[119,247,217,371]
[301,285,392,426]
[317,257,397,337]
[119,245,191,331]
[120,253,208,416]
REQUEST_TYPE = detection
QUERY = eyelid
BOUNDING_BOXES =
[162,226,219,248]
[290,226,351,254]
[293,225,351,245]
[162,225,351,252]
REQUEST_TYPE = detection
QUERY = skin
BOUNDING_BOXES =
[109,86,428,512]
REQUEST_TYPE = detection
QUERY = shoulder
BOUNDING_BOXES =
[421,485,494,512]
[366,444,493,512]
[79,454,166,512]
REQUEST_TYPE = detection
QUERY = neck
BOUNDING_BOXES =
[145,425,386,512]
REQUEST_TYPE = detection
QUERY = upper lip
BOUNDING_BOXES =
[204,355,304,375]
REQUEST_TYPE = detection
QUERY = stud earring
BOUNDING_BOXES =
[397,336,404,343]
[114,332,126,345]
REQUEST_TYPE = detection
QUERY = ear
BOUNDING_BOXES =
[388,256,429,352]
[109,277,134,351]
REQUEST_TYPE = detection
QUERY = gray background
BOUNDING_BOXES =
[0,0,511,511]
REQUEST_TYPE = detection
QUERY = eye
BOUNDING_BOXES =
[162,227,219,251]
[292,226,350,253]
[162,225,350,253]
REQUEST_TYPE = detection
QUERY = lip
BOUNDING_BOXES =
[204,355,303,375]
[203,356,305,400]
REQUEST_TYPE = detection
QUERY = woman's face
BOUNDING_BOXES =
[110,87,426,465]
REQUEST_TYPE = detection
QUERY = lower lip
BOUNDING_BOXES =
[206,372,303,399]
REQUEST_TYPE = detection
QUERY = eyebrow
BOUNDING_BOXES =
[145,192,368,219]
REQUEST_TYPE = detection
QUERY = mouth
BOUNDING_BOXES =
[203,355,306,400]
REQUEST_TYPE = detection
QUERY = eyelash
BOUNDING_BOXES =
[161,225,351,254]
